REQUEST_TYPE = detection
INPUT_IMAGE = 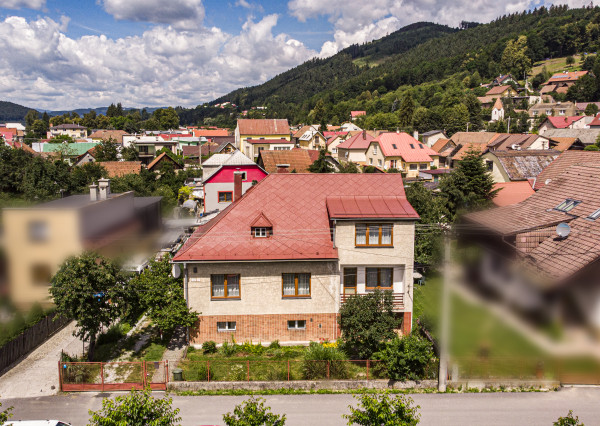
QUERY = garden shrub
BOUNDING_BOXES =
[184,362,217,381]
[223,397,286,426]
[97,324,127,346]
[269,340,281,349]
[240,341,266,355]
[374,334,435,381]
[220,341,238,357]
[202,340,217,354]
[344,392,420,426]
[302,342,348,379]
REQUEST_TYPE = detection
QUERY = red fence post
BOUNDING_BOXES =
[367,360,370,381]
[142,361,146,388]
[166,361,169,385]
[247,360,250,382]
[58,361,62,392]
[100,362,104,391]
[287,360,290,381]
[327,361,330,380]
[207,360,210,382]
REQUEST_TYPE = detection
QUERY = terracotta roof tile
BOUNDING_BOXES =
[326,195,419,219]
[492,182,534,207]
[89,130,129,144]
[373,132,438,162]
[534,150,600,190]
[258,149,314,173]
[237,119,290,135]
[486,85,512,96]
[546,116,585,129]
[97,161,142,177]
[337,131,375,150]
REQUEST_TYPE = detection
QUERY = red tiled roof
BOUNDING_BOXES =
[193,129,229,137]
[89,130,128,144]
[337,131,375,150]
[589,114,600,127]
[326,196,418,219]
[486,85,512,96]
[492,182,535,207]
[6,140,36,155]
[546,116,585,129]
[373,132,438,162]
[97,161,142,177]
[173,174,414,262]
[246,138,293,145]
[147,152,182,171]
[258,149,314,173]
[351,111,366,118]
[533,150,600,190]
[431,138,453,153]
[237,119,290,135]
[323,131,348,138]
[546,71,588,84]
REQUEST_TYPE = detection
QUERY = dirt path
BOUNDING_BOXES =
[0,321,84,399]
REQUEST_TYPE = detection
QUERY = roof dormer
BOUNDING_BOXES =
[250,212,273,238]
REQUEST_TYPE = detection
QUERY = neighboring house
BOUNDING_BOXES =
[201,150,256,182]
[528,102,577,118]
[38,142,100,163]
[258,148,315,174]
[431,138,456,169]
[293,125,327,150]
[97,161,142,177]
[540,71,589,95]
[89,130,129,145]
[350,111,366,121]
[464,164,600,331]
[73,147,97,166]
[541,128,600,146]
[486,134,550,151]
[419,168,452,184]
[172,173,418,345]
[235,119,291,155]
[533,150,600,191]
[576,102,600,114]
[47,123,87,139]
[492,74,517,86]
[2,179,162,308]
[336,130,376,164]
[492,181,534,207]
[340,122,362,132]
[491,98,505,122]
[4,140,37,155]
[589,115,600,128]
[147,152,184,173]
[538,116,586,134]
[485,85,517,98]
[480,150,559,183]
[244,138,296,159]
[447,132,500,167]
[548,137,585,152]
[193,128,230,138]
[421,130,448,148]
[327,135,347,158]
[202,160,268,214]
[122,135,178,165]
[477,96,496,109]
[365,132,440,177]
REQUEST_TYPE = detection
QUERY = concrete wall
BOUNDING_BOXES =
[204,181,254,212]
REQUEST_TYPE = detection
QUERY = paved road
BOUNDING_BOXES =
[2,387,599,425]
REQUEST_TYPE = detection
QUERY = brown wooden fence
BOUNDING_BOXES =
[0,312,70,376]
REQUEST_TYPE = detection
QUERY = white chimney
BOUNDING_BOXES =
[98,178,111,200]
[413,130,419,140]
[89,183,98,201]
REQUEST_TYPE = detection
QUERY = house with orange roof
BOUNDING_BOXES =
[540,71,589,95]
[172,173,418,345]
[292,125,327,150]
[485,85,517,99]
[235,119,291,158]
[350,111,366,121]
[365,132,442,178]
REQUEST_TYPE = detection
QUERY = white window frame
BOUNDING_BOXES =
[217,321,236,332]
[287,320,306,330]
[373,145,378,155]
[253,227,271,237]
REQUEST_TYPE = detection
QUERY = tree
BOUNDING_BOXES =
[25,109,39,127]
[585,103,599,116]
[94,138,119,161]
[338,161,360,173]
[88,388,181,425]
[154,107,180,130]
[0,402,13,424]
[566,55,575,66]
[69,162,107,193]
[554,410,584,426]
[501,35,532,78]
[398,93,415,128]
[121,146,139,161]
[438,150,498,220]
[584,145,599,151]
[308,149,334,173]
[223,397,286,426]
[566,75,597,102]
[31,119,48,138]
[374,335,435,381]
[344,393,420,426]
[50,252,125,360]
[129,255,198,339]
[338,290,401,359]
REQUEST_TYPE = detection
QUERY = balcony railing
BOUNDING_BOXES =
[340,292,404,311]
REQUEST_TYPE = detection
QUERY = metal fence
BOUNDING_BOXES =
[59,360,168,391]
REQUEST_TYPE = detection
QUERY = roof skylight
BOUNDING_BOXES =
[554,199,581,213]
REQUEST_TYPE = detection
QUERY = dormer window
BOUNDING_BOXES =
[554,199,580,212]
[253,227,272,237]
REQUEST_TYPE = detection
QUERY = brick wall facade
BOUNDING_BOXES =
[402,312,412,336]
[191,313,339,345]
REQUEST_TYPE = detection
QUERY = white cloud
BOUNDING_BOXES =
[100,0,205,30]
[0,14,316,110]
[290,0,537,57]
[0,0,44,9]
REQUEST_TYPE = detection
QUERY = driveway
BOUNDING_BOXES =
[0,321,84,399]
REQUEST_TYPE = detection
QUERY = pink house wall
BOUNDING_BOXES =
[206,165,267,184]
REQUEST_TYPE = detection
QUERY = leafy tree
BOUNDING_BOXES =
[398,93,415,128]
[94,138,119,162]
[42,111,50,125]
[344,393,420,426]
[308,149,334,173]
[88,388,181,426]
[0,402,13,424]
[443,104,469,136]
[223,397,286,426]
[566,55,575,66]
[566,74,597,102]
[584,145,599,151]
[438,150,498,220]
[50,252,125,360]
[338,161,360,173]
[554,410,584,426]
[501,35,532,78]
[338,290,401,359]
[24,109,39,127]
[121,146,139,161]
[154,107,180,130]
[374,335,435,381]
[69,162,107,193]
[585,103,599,116]
[82,110,97,129]
[31,119,48,138]
[129,255,199,339]
[362,166,379,173]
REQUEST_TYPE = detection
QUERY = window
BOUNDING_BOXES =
[343,267,357,295]
[392,144,397,149]
[588,208,600,220]
[345,152,349,158]
[419,144,424,149]
[546,109,552,115]
[486,160,494,171]
[419,163,427,170]
[559,109,566,115]
[332,148,337,154]
[533,111,539,116]
[28,221,48,242]
[410,144,415,149]
[211,274,240,299]
[252,227,272,237]
[31,264,51,286]
[409,164,417,171]
[355,224,393,247]
[282,273,311,297]
[390,160,397,168]
[373,145,378,155]
[239,172,247,180]
[378,159,382,166]
[366,267,393,289]
[554,199,581,213]
[288,320,306,330]
[369,158,373,165]
[217,321,236,332]
[218,192,233,203]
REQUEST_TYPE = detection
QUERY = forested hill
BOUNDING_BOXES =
[0,101,36,122]
[178,5,599,126]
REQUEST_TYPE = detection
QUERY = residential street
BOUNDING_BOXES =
[2,387,600,425]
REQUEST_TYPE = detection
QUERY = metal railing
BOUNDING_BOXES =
[340,293,404,311]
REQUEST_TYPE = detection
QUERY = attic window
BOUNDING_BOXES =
[392,144,397,149]
[588,208,600,220]
[410,144,415,149]
[252,227,272,238]
[419,145,424,149]
[554,199,581,213]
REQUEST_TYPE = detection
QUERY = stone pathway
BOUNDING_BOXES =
[153,326,187,382]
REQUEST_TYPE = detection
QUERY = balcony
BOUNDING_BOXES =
[340,292,404,312]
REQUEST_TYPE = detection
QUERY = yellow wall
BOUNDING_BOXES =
[240,133,291,156]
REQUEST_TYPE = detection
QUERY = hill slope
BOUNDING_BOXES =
[0,101,36,122]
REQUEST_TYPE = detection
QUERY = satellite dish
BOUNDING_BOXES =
[545,179,552,185]
[172,264,181,278]
[556,223,571,239]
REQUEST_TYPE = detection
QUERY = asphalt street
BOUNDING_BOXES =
[2,387,600,426]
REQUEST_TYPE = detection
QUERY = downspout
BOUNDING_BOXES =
[183,262,190,344]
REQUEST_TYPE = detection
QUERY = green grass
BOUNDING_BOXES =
[530,54,583,77]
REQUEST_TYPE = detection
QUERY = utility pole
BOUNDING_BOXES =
[438,230,451,392]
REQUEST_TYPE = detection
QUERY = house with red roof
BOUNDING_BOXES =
[485,85,517,99]
[172,173,418,345]
[365,132,442,177]
[336,130,377,164]
[350,111,366,121]
[540,71,589,95]
[235,119,291,158]
[538,116,586,134]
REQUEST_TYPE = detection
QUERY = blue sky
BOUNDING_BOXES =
[0,0,584,110]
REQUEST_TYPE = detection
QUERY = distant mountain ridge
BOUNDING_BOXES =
[0,100,37,122]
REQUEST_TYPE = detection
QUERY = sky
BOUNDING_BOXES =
[0,0,590,110]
